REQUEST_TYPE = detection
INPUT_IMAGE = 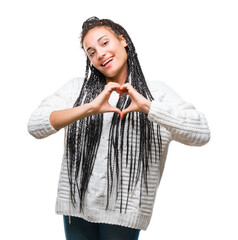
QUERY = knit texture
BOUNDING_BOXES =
[27,77,210,230]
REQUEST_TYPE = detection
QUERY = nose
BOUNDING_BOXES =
[97,47,106,60]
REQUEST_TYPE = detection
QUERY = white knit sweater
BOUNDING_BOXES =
[27,77,210,230]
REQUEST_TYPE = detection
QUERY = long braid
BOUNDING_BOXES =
[66,17,162,213]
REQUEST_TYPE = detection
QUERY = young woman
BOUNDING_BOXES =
[28,17,210,240]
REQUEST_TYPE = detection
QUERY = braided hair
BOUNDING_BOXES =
[66,17,162,213]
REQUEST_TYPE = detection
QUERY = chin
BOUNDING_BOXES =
[101,69,118,78]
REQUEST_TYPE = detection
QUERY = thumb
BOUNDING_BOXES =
[121,106,133,119]
[109,106,122,117]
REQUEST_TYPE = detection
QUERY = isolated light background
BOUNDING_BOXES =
[0,0,237,239]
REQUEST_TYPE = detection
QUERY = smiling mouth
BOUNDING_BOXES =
[101,57,113,67]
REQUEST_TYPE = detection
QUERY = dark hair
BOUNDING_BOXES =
[66,16,162,213]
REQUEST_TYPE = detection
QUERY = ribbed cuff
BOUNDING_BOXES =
[27,110,59,139]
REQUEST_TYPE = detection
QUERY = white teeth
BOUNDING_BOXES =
[102,58,113,66]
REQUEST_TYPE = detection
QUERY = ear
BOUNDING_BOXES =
[119,35,128,47]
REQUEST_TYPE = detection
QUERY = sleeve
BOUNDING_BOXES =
[27,77,81,139]
[147,81,211,146]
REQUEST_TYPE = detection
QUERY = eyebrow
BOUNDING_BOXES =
[86,35,107,52]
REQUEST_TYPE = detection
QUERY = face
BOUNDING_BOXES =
[83,27,128,81]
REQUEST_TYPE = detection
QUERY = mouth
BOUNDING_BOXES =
[101,57,113,67]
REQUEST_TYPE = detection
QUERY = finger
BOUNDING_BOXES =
[119,85,129,91]
[119,84,136,97]
[106,81,121,87]
[120,83,132,91]
[106,82,121,91]
[119,91,126,98]
[107,106,122,116]
[120,82,131,87]
[117,89,128,98]
[115,87,123,95]
[121,106,134,118]
[107,85,121,94]
[102,85,121,99]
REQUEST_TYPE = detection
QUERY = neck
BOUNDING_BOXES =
[105,63,128,86]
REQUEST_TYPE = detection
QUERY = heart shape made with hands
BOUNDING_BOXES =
[102,83,140,119]
[95,82,149,119]
[114,86,128,99]
[106,86,129,119]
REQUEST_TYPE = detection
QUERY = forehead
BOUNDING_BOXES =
[83,26,117,49]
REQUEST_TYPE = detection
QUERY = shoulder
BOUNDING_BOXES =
[51,77,85,107]
[147,80,172,96]
[55,77,84,95]
[147,80,184,103]
[147,80,174,92]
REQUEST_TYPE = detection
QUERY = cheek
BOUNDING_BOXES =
[118,48,128,63]
[90,59,96,66]
[90,58,99,68]
[89,60,99,72]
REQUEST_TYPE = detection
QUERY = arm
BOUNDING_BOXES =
[49,82,122,130]
[27,79,122,139]
[27,77,81,139]
[49,104,94,131]
[119,81,210,146]
[147,81,210,146]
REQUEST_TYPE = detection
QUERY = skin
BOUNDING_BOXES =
[49,26,151,130]
[83,26,128,86]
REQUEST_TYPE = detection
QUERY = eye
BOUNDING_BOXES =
[103,41,109,46]
[89,51,95,57]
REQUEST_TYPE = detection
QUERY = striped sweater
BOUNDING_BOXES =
[27,77,210,230]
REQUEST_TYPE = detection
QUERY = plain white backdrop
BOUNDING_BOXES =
[1,0,237,239]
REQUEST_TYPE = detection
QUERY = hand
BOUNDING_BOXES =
[119,83,152,119]
[89,82,123,117]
